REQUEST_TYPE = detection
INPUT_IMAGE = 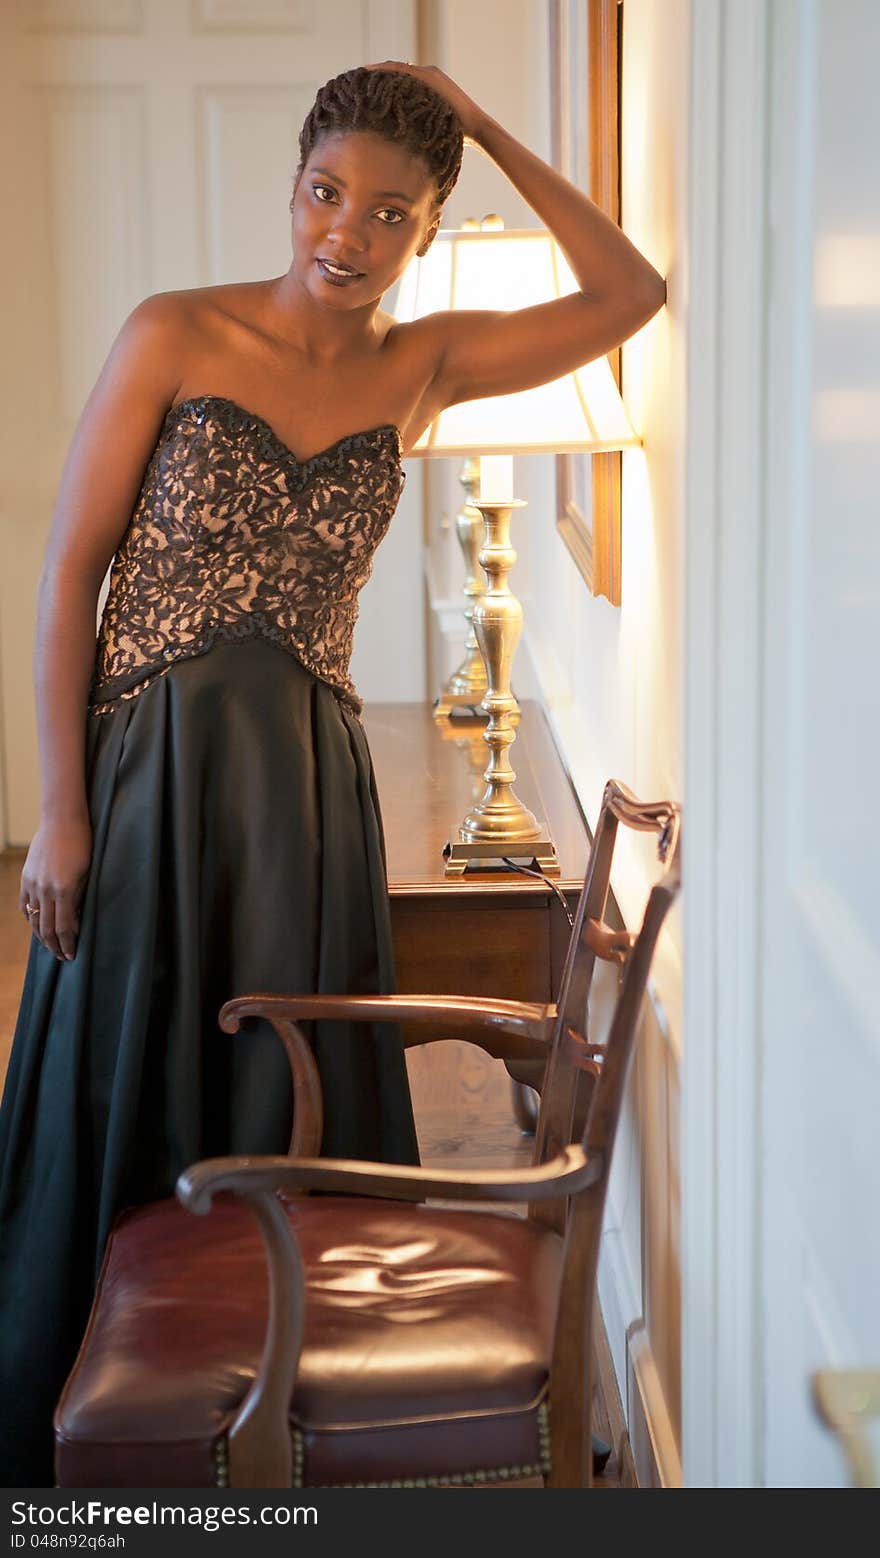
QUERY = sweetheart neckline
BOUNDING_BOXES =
[163,393,405,469]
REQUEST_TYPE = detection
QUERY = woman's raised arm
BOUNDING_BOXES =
[366,61,665,406]
[20,294,187,960]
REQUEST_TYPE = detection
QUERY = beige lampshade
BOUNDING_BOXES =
[392,224,640,455]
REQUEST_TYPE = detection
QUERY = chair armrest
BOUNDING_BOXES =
[220,993,555,1059]
[219,996,555,1164]
[177,1142,599,1211]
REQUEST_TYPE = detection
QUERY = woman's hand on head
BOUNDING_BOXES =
[20,813,92,962]
[362,61,488,142]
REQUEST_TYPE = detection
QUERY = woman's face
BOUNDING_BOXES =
[291,129,440,309]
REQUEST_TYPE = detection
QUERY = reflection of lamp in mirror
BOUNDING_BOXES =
[433,454,488,717]
[433,709,492,804]
[393,219,640,873]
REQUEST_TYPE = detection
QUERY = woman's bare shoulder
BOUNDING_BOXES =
[127,282,252,339]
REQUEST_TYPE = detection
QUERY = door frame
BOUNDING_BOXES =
[681,0,772,1487]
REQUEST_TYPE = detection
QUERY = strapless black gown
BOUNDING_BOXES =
[0,397,420,1486]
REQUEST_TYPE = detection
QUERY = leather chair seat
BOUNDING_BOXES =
[55,1194,563,1488]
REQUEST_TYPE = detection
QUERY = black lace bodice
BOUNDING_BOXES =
[89,395,406,716]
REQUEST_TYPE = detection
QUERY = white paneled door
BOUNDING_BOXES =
[0,0,420,846]
[760,0,880,1487]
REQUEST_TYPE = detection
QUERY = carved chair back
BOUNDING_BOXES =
[533,778,680,1212]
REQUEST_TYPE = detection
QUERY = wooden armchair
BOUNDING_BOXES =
[54,779,681,1489]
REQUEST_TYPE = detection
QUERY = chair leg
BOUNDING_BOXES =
[510,1079,539,1134]
[592,1433,612,1475]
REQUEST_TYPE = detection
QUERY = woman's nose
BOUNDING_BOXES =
[326,217,368,255]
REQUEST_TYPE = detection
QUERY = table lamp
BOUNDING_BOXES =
[392,219,640,875]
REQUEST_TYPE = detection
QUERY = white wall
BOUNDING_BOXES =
[515,0,690,1485]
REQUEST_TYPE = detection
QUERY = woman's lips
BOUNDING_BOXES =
[316,258,364,287]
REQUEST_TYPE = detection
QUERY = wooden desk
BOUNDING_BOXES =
[363,700,590,1008]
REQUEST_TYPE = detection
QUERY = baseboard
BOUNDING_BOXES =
[626,1323,682,1488]
[598,1227,681,1489]
[594,1297,637,1487]
[597,1200,642,1408]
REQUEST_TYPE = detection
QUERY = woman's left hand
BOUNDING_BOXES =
[362,61,488,143]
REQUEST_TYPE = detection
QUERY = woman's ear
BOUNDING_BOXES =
[417,217,441,258]
[289,167,302,212]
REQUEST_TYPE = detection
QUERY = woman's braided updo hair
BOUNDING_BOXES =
[297,66,464,209]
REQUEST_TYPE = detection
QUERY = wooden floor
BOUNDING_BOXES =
[1,850,29,1083]
[0,845,622,1487]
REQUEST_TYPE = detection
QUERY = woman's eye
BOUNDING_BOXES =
[311,186,402,224]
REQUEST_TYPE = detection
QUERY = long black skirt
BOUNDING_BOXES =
[0,639,419,1486]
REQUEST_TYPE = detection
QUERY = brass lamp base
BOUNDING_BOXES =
[443,837,560,877]
[443,496,557,877]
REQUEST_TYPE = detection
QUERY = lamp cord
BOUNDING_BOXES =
[500,857,575,930]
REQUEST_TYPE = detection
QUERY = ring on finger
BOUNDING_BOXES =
[26,902,40,917]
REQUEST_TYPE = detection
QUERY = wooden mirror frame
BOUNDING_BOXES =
[549,0,623,606]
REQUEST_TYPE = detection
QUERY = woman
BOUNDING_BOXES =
[0,63,665,1485]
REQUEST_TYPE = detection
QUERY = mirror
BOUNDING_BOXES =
[550,0,623,606]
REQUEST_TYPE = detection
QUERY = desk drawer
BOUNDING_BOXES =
[391,897,553,1004]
